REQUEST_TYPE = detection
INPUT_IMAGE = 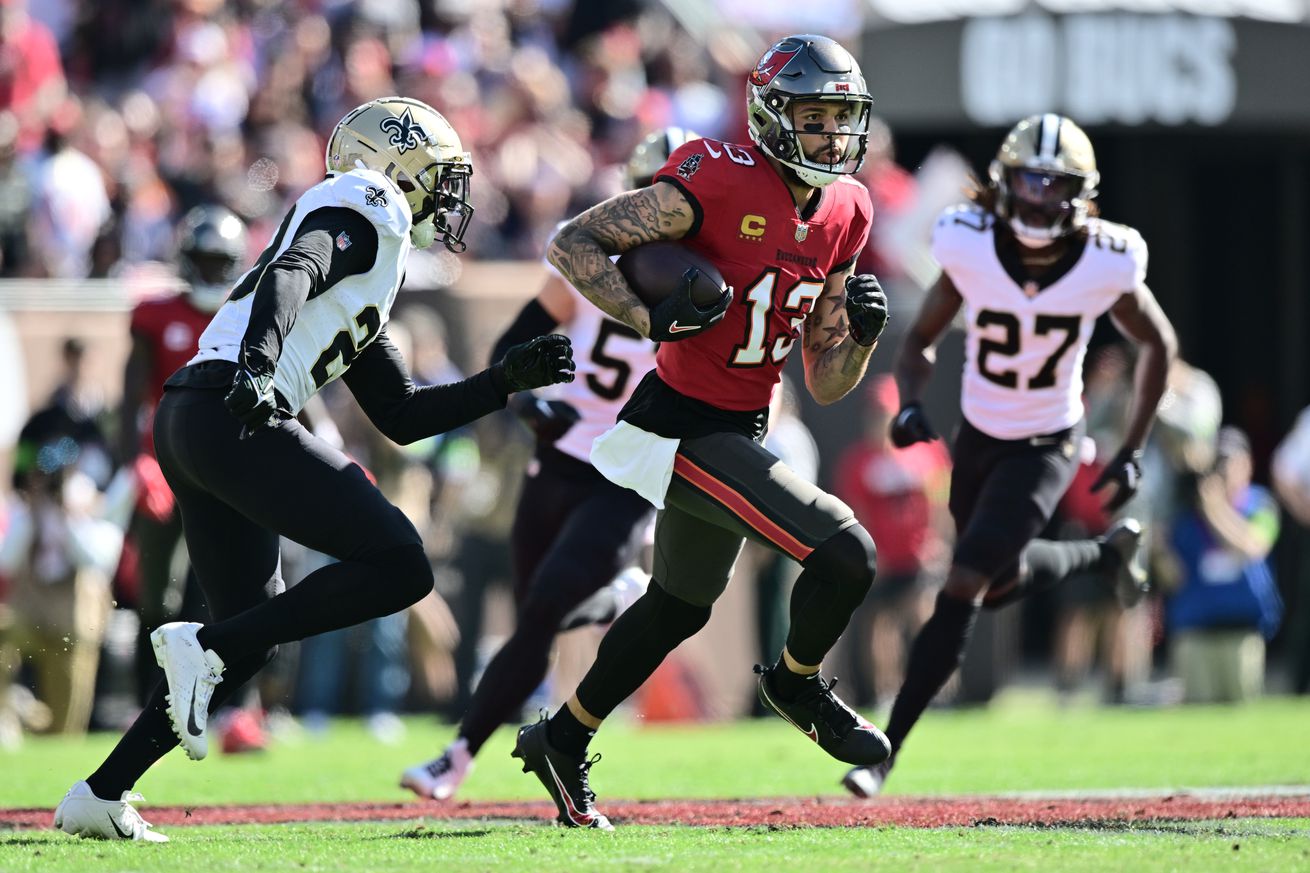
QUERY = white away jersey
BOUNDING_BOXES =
[540,258,656,464]
[190,168,411,413]
[931,205,1148,440]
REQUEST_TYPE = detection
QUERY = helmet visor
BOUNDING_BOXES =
[1005,168,1087,234]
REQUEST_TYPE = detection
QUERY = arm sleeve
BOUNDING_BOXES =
[239,206,379,371]
[342,328,512,445]
[490,298,560,366]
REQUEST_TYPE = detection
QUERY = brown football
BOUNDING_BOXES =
[616,241,729,310]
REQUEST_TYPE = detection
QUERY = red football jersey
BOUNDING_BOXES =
[130,294,213,405]
[652,140,872,411]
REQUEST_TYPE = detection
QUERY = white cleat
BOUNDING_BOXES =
[53,781,169,842]
[151,621,225,761]
[400,738,474,800]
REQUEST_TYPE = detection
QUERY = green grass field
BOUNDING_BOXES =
[3,692,1309,871]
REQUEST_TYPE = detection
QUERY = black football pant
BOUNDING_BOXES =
[88,379,431,797]
[458,446,652,754]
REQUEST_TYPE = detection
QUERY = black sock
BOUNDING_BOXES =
[547,706,595,758]
[768,658,820,701]
[884,591,980,751]
[981,539,1103,610]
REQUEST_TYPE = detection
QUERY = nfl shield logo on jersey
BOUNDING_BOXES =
[335,231,352,251]
[1023,280,1040,299]
[794,222,809,243]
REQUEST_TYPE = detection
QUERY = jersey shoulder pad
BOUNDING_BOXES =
[319,169,411,240]
[1086,218,1148,287]
[930,203,993,270]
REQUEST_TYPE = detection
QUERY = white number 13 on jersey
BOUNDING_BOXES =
[731,271,823,367]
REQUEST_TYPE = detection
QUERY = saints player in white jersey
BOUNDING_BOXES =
[843,115,1177,798]
[53,97,575,842]
[399,128,697,802]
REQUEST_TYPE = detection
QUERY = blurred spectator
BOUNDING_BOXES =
[0,416,133,735]
[833,375,950,707]
[1165,427,1282,703]
[20,338,112,492]
[28,101,112,278]
[0,0,66,153]
[0,110,31,275]
[1271,405,1310,694]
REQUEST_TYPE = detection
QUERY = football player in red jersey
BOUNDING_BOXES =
[511,35,892,830]
[118,205,248,704]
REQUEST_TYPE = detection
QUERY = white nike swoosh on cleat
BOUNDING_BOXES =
[544,757,596,826]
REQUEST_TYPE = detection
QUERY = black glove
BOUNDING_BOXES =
[501,334,576,392]
[845,273,889,347]
[224,366,278,432]
[890,402,938,448]
[648,268,732,343]
[1090,446,1144,512]
[508,393,581,444]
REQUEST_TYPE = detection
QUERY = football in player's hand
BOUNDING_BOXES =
[617,241,728,310]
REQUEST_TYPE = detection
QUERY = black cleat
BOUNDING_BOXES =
[755,665,891,766]
[843,755,894,798]
[1101,518,1149,608]
[511,717,613,831]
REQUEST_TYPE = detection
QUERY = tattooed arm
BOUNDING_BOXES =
[803,264,875,405]
[546,181,697,338]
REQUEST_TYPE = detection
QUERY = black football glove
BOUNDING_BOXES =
[890,402,939,448]
[1090,446,1144,512]
[501,334,576,392]
[224,366,278,433]
[508,393,581,444]
[648,268,732,343]
[845,273,890,347]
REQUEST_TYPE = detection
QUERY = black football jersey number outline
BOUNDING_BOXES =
[976,309,1082,390]
[310,305,382,389]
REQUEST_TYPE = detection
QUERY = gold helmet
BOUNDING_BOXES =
[325,96,474,252]
[625,127,700,189]
[988,114,1099,243]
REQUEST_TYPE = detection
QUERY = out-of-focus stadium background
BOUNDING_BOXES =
[2,0,1310,751]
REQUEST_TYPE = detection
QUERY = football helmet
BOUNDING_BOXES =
[989,114,1100,243]
[177,205,247,313]
[746,34,873,188]
[325,97,474,252]
[626,127,700,189]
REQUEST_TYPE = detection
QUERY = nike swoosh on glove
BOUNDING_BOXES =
[845,274,889,347]
[1090,446,1144,512]
[648,268,731,343]
[501,334,576,391]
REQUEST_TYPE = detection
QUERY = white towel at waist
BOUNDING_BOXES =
[589,420,680,509]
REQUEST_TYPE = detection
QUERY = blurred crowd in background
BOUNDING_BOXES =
[2,0,1309,753]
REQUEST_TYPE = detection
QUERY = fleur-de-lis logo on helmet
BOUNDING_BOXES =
[379,108,428,154]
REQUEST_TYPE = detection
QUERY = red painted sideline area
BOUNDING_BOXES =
[6,795,1310,830]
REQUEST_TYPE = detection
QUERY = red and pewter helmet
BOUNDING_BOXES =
[746,34,873,188]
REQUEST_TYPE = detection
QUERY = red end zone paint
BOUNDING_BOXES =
[8,794,1310,830]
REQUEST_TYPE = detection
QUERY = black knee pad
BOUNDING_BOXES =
[372,542,434,607]
[803,525,878,600]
